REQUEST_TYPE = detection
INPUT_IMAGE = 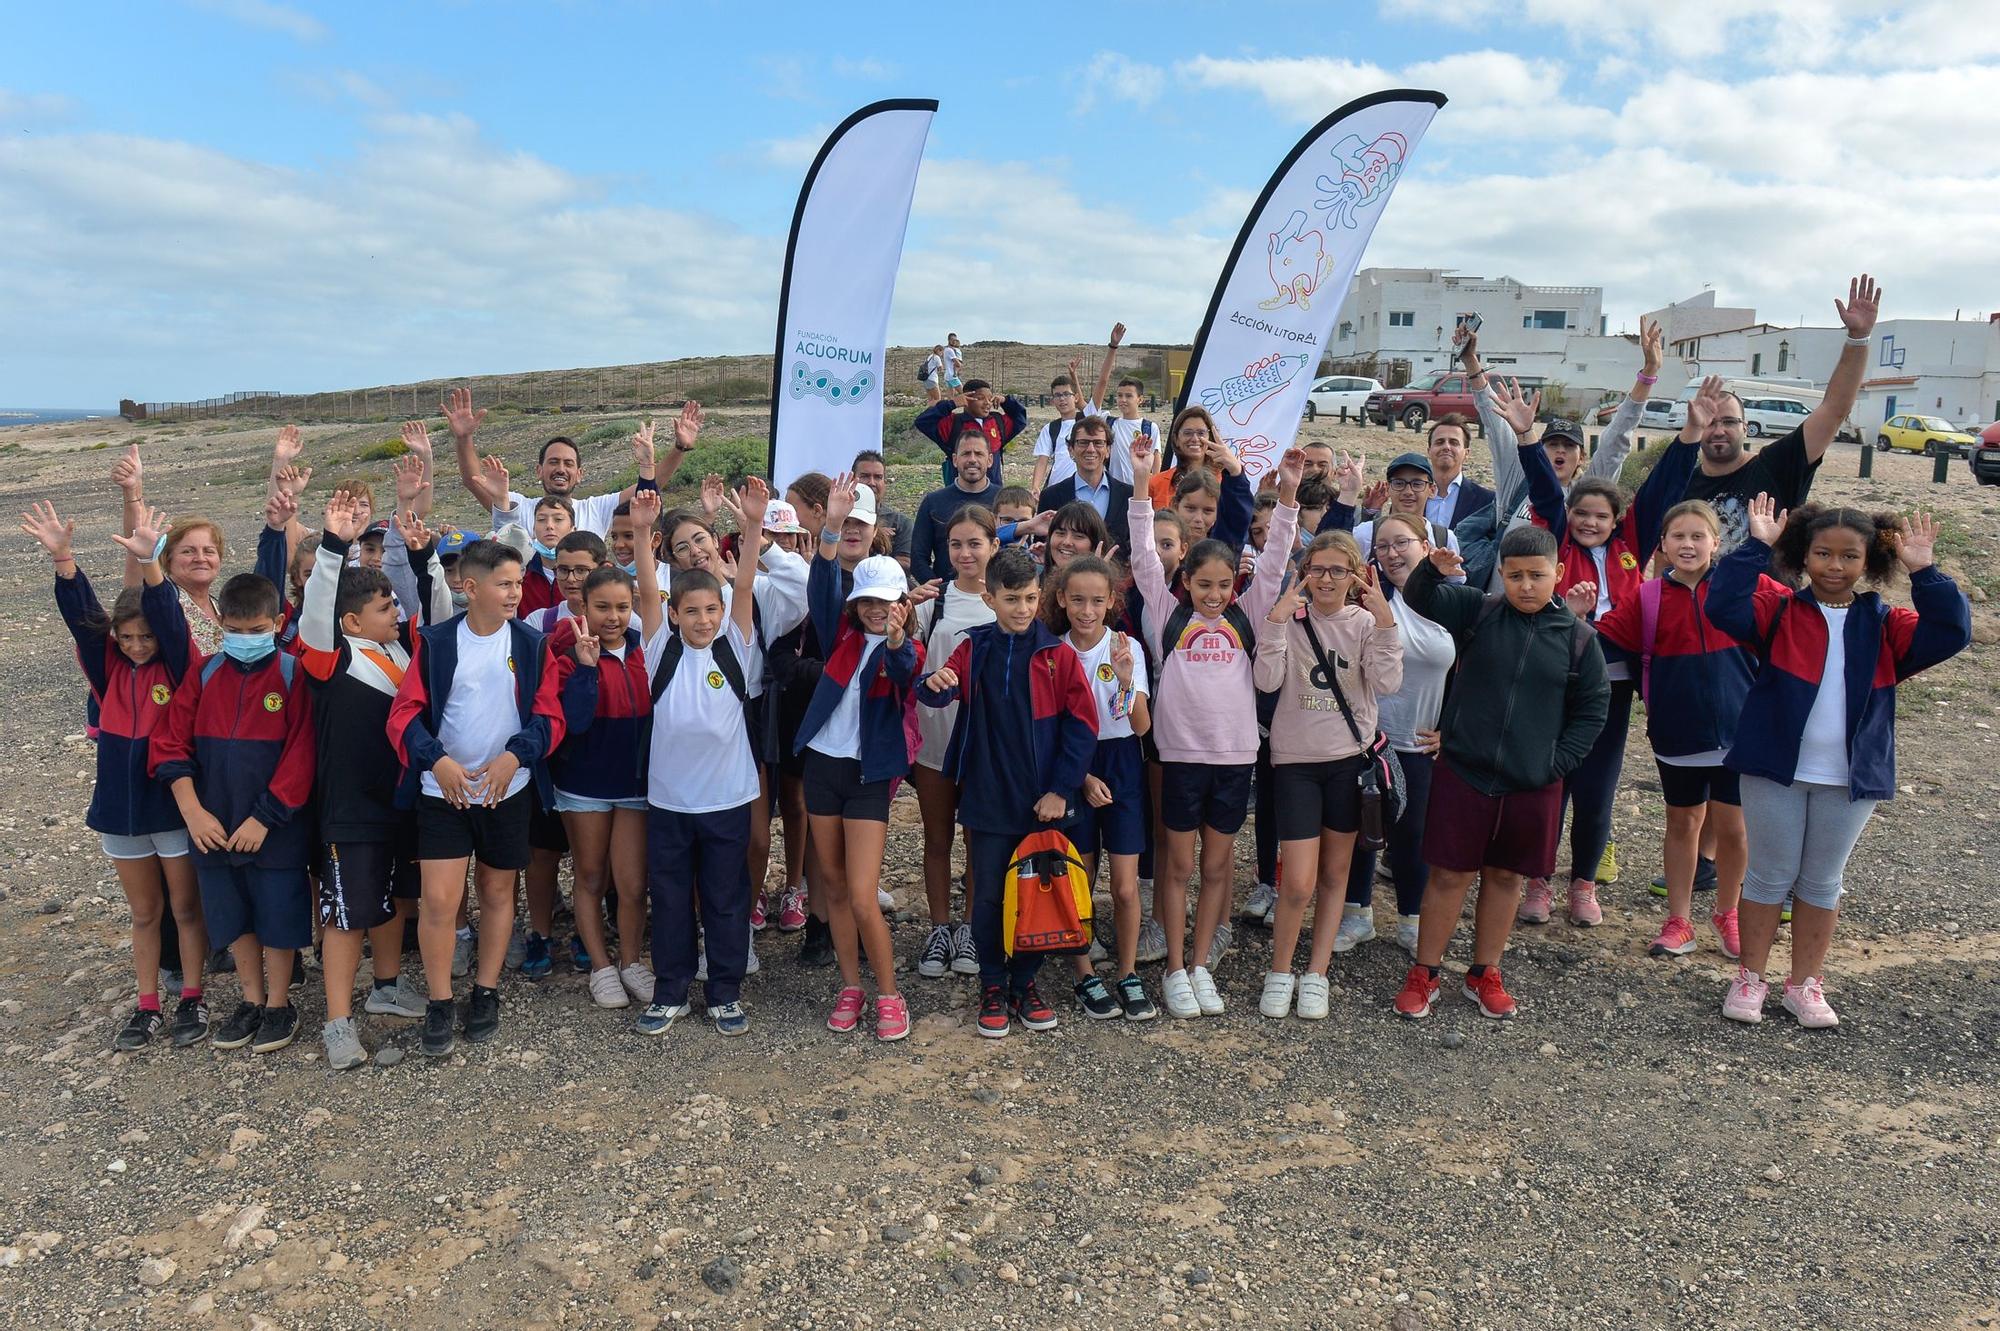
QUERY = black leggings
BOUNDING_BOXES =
[1343,748,1433,916]
[1559,679,1635,883]
[1253,739,1277,887]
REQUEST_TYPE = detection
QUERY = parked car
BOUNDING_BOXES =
[1303,375,1383,421]
[1877,413,1978,457]
[1737,396,1811,438]
[1365,371,1544,430]
[1637,398,1684,431]
[1968,421,2000,485]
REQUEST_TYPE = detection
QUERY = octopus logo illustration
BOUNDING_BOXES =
[1200,353,1309,427]
[1230,434,1283,478]
[1314,132,1408,232]
[1259,211,1335,312]
[789,361,876,406]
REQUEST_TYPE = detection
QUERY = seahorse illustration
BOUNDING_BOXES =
[1258,211,1334,312]
[1199,353,1309,427]
[1314,131,1407,231]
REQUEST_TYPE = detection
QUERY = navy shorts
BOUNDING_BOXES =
[197,863,312,950]
[1158,760,1254,836]
[1072,736,1146,857]
[528,797,570,854]
[1656,761,1741,808]
[1272,753,1368,841]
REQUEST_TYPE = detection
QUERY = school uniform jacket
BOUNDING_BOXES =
[793,553,924,784]
[58,570,195,837]
[1705,535,1971,801]
[1592,569,1780,759]
[386,614,567,810]
[549,627,652,801]
[517,551,560,620]
[150,650,317,869]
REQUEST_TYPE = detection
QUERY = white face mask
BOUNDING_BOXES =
[450,589,470,612]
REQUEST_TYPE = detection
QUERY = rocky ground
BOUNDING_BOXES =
[0,409,1995,1331]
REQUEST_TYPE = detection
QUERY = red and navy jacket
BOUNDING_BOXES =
[1594,569,1781,759]
[57,569,196,837]
[915,396,1029,480]
[549,626,651,801]
[919,621,1098,834]
[150,649,317,868]
[793,554,923,784]
[517,553,560,620]
[1705,536,1971,801]
[387,614,566,809]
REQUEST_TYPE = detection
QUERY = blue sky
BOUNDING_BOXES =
[4,0,1997,405]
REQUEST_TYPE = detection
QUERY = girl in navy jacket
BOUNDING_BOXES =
[26,500,209,1050]
[1707,494,1969,1029]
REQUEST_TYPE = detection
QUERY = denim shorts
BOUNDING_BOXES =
[100,828,191,861]
[554,789,650,814]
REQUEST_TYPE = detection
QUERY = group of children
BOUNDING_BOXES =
[38,301,1975,1059]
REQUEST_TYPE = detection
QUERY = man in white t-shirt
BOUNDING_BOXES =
[943,334,965,389]
[1106,373,1157,487]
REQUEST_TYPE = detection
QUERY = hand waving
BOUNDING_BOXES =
[1745,492,1788,545]
[440,387,486,440]
[1897,511,1937,573]
[1563,581,1598,618]
[322,490,361,543]
[673,400,704,452]
[1835,273,1883,340]
[20,501,74,560]
[1493,378,1541,436]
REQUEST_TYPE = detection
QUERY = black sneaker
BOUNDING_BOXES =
[211,1000,261,1050]
[114,1007,163,1051]
[797,916,836,969]
[169,996,211,1047]
[464,985,501,1043]
[251,1004,299,1054]
[1074,976,1121,1021]
[1650,856,1719,898]
[1011,983,1058,1032]
[421,999,456,1057]
[1116,974,1158,1022]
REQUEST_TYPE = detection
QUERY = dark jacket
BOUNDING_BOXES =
[793,554,924,783]
[58,570,194,837]
[1441,477,1496,529]
[386,615,566,810]
[1037,474,1133,553]
[1404,560,1610,795]
[550,627,652,801]
[1594,569,1771,759]
[915,397,1030,486]
[150,650,317,868]
[910,480,1002,584]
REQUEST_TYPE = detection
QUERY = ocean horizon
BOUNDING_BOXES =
[0,408,114,427]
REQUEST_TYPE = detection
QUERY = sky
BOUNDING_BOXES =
[4,0,1999,406]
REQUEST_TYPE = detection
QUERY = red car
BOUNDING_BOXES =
[1366,370,1546,430]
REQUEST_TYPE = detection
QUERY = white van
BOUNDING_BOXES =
[1736,395,1812,439]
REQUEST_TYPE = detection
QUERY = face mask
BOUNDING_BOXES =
[450,590,470,612]
[152,534,170,563]
[618,560,638,577]
[531,540,558,560]
[220,631,276,663]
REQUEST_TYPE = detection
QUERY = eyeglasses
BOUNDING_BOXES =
[1372,537,1421,555]
[1385,477,1431,492]
[1714,417,1744,428]
[1301,564,1353,580]
[555,566,593,581]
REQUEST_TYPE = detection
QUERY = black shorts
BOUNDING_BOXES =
[802,749,892,823]
[1656,761,1741,809]
[316,839,416,931]
[528,798,570,854]
[777,661,823,778]
[417,789,534,869]
[1158,761,1254,836]
[1272,754,1368,841]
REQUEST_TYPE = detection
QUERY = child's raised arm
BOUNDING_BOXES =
[730,478,770,642]
[1885,512,1973,680]
[630,486,665,643]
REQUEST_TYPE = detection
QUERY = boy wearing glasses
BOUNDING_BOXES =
[1323,452,1464,582]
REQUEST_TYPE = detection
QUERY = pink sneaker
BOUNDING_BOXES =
[1649,916,1696,957]
[826,986,865,1034]
[749,892,770,932]
[1711,909,1741,959]
[1517,878,1553,925]
[777,887,808,933]
[1781,976,1839,1029]
[1565,881,1602,927]
[1721,968,1768,1023]
[875,994,910,1042]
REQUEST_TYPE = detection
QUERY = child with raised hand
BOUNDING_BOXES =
[527,531,610,633]
[26,500,210,1051]
[1126,440,1299,1019]
[795,474,924,1040]
[1253,532,1403,1020]
[1707,495,1969,1028]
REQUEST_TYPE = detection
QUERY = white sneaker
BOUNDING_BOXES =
[694,943,707,983]
[745,937,761,976]
[1204,922,1233,969]
[876,887,895,912]
[619,963,656,1004]
[1396,914,1421,957]
[1161,968,1201,1019]
[1242,882,1277,923]
[949,923,979,976]
[1135,915,1168,965]
[1190,965,1225,1016]
[1295,972,1331,1020]
[1330,906,1376,955]
[1259,971,1296,1018]
[589,966,630,1009]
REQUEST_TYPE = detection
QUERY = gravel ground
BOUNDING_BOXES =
[0,411,1995,1331]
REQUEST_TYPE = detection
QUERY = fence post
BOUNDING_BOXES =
[1932,451,1951,484]
[1858,444,1873,478]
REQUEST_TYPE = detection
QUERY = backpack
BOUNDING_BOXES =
[1157,598,1258,709]
[1002,827,1093,957]
[650,631,748,706]
[200,652,297,690]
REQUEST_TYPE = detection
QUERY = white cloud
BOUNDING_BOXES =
[0,89,75,121]
[190,0,327,43]
[1075,52,1164,113]
[754,126,831,169]
[832,57,895,81]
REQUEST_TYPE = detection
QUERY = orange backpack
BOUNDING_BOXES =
[1002,828,1094,957]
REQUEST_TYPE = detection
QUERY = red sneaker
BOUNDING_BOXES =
[1461,967,1517,1019]
[1011,984,1058,1032]
[976,986,1010,1039]
[826,986,864,1034]
[748,892,770,932]
[874,994,910,1042]
[1393,964,1440,1019]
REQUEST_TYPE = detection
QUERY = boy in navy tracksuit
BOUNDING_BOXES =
[920,547,1098,1039]
[151,572,317,1055]
[915,379,1029,487]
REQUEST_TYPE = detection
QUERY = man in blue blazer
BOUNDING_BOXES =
[1036,416,1132,553]
[1422,413,1495,529]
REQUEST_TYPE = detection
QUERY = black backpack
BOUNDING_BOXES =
[650,631,749,706]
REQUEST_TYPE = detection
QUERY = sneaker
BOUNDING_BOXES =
[1461,968,1516,1020]
[1161,968,1201,1019]
[1517,879,1553,925]
[1296,972,1331,1021]
[1651,857,1717,897]
[208,946,236,975]
[1011,984,1058,1032]
[588,966,630,1009]
[744,937,761,977]
[950,923,980,976]
[421,999,456,1056]
[1721,968,1768,1024]
[520,931,553,980]
[1241,882,1278,924]
[1649,917,1697,957]
[916,924,952,979]
[827,986,865,1034]
[169,996,210,1048]
[322,1017,366,1070]
[708,1001,750,1037]
[1331,906,1376,954]
[569,933,591,973]
[1205,923,1233,970]
[1189,966,1225,1016]
[1594,841,1619,884]
[364,973,428,1019]
[876,886,895,912]
[464,986,501,1043]
[159,968,183,1000]
[621,963,656,1003]
[1396,914,1421,957]
[251,1004,300,1054]
[1135,916,1168,965]
[1393,965,1440,1019]
[211,1000,262,1051]
[749,892,770,932]
[1781,976,1839,1029]
[1566,882,1602,928]
[505,927,527,970]
[976,985,1010,1039]
[451,929,476,979]
[636,1001,690,1036]
[875,994,911,1042]
[797,916,836,969]
[1258,971,1296,1019]
[114,1007,163,1051]
[1074,976,1120,1020]
[777,887,808,932]
[1116,974,1157,1021]
[1712,909,1742,960]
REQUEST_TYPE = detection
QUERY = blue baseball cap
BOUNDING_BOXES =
[437,528,472,556]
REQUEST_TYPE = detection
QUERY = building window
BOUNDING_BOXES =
[1523,309,1568,330]
[1752,353,1762,375]
[1388,311,1414,328]
[1339,322,1353,341]
[1777,340,1789,372]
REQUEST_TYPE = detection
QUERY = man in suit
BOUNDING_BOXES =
[1423,412,1495,529]
[1036,415,1131,553]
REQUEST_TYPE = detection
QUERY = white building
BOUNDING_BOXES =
[1642,290,1759,350]
[1743,318,2000,432]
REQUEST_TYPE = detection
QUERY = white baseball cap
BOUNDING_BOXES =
[846,554,907,602]
[849,482,879,527]
[762,500,809,535]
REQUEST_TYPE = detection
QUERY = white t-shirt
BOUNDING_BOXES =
[494,489,622,538]
[1106,416,1156,485]
[1793,605,1850,786]
[1032,404,1101,488]
[644,619,763,813]
[422,618,533,803]
[1376,592,1455,752]
[808,632,886,761]
[944,345,963,380]
[914,586,996,767]
[919,354,943,386]
[1066,630,1150,741]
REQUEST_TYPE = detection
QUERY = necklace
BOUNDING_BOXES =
[1817,595,1855,608]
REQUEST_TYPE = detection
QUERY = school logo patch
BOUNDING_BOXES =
[1096,661,1116,683]
[149,683,172,706]
[1619,551,1639,571]
[506,654,517,673]
[262,692,284,713]
[705,670,725,690]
